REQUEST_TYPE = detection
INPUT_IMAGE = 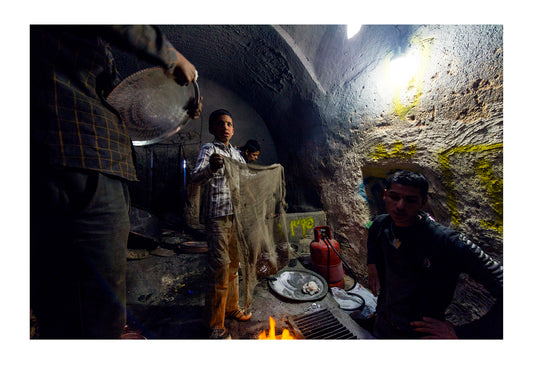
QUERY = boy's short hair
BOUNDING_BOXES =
[241,139,260,153]
[385,170,429,198]
[208,109,233,134]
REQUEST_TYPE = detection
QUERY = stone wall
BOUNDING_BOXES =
[307,25,503,323]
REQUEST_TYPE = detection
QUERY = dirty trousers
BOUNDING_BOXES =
[205,215,240,329]
[30,166,130,338]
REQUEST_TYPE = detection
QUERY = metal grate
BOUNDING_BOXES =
[287,309,358,339]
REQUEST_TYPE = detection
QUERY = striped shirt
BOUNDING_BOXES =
[191,140,246,218]
[30,25,183,181]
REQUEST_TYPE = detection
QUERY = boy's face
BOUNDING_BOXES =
[383,183,427,227]
[212,115,234,145]
[245,150,260,162]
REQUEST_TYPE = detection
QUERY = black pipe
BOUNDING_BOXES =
[322,234,358,287]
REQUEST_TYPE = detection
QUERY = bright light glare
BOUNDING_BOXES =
[347,24,362,39]
[388,50,420,87]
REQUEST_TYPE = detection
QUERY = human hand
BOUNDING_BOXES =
[171,51,197,86]
[186,96,203,119]
[367,264,380,296]
[209,153,224,171]
[410,317,458,339]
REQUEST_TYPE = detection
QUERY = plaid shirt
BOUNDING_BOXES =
[191,140,246,218]
[30,25,182,181]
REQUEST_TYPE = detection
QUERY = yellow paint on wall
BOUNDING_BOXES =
[290,217,315,238]
[438,143,503,232]
[370,141,417,161]
[474,158,503,232]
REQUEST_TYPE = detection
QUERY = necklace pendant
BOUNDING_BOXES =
[393,238,401,249]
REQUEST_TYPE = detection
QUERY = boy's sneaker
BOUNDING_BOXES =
[226,308,252,322]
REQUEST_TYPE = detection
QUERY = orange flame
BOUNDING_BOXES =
[258,316,294,339]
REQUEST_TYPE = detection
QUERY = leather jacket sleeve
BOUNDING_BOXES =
[451,233,503,338]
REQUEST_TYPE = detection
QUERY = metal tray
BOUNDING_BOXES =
[268,268,328,302]
[107,67,200,146]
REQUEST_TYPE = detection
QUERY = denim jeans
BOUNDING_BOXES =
[204,215,240,330]
[30,166,130,339]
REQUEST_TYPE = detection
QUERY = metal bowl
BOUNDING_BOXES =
[268,268,328,302]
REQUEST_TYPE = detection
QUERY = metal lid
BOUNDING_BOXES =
[107,67,200,146]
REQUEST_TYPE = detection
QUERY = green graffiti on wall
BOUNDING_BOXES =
[438,143,503,233]
[474,157,503,232]
[290,217,315,238]
[370,141,417,161]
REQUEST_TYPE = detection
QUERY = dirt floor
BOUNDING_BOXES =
[125,246,374,340]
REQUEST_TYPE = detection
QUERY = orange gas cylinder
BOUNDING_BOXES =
[310,226,344,289]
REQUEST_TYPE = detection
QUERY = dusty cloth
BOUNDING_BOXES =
[189,157,291,312]
[223,158,291,309]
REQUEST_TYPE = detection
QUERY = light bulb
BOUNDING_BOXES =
[347,24,362,39]
[388,49,420,88]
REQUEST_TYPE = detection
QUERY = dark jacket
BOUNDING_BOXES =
[367,212,503,339]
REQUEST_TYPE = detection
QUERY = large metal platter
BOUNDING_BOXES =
[107,67,200,146]
[268,268,328,302]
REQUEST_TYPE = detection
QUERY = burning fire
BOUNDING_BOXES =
[258,317,294,339]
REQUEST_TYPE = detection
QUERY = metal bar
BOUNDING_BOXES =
[296,315,337,329]
[304,324,343,338]
[288,308,358,340]
[299,318,338,334]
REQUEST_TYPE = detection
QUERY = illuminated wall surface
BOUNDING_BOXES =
[303,25,502,325]
[314,25,503,262]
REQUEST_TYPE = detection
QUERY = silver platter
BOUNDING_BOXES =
[268,268,328,302]
[107,67,200,146]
